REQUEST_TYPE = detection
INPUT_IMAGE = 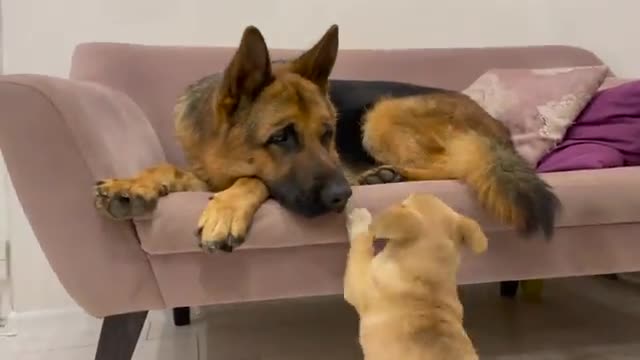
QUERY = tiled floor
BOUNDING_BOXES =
[1,275,640,359]
[0,308,201,359]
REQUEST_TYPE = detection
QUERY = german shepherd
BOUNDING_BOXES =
[94,25,560,252]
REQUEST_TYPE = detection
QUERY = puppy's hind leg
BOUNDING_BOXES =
[344,208,375,311]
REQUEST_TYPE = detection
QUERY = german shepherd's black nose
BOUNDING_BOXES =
[320,177,352,211]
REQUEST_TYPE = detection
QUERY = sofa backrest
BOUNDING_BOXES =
[69,43,605,166]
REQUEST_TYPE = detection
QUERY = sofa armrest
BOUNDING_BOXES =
[0,75,166,316]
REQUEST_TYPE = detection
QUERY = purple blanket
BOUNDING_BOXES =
[537,80,640,172]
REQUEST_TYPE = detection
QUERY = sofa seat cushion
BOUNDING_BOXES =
[135,166,640,256]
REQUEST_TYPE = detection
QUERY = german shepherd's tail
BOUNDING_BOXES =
[450,133,561,239]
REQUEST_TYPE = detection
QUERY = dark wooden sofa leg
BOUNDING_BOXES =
[500,281,519,298]
[95,311,148,360]
[173,307,191,326]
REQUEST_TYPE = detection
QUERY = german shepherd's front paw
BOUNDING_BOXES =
[196,195,252,253]
[94,179,167,220]
[358,166,406,185]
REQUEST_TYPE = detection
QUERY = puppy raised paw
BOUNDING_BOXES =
[347,207,372,240]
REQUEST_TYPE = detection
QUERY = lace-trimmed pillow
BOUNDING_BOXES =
[462,65,608,166]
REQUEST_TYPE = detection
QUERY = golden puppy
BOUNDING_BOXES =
[344,193,488,360]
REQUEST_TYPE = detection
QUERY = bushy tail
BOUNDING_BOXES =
[452,134,561,239]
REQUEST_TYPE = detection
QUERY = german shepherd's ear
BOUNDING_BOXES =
[217,26,273,117]
[289,24,339,92]
[456,215,488,254]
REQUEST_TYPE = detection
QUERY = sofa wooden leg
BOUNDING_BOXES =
[500,281,519,298]
[173,307,191,326]
[95,311,148,360]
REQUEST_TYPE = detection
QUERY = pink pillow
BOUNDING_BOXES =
[462,66,608,165]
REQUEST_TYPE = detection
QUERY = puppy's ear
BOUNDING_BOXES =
[456,215,488,254]
[371,205,423,242]
[216,26,273,117]
[289,25,339,92]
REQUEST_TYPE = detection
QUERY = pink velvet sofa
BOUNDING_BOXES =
[2,43,640,359]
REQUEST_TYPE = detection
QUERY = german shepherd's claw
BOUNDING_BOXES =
[198,235,244,253]
[227,235,245,248]
[213,240,234,253]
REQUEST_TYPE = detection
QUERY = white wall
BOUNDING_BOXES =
[4,0,640,78]
[2,0,639,313]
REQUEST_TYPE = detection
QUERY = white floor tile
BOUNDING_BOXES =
[0,337,19,359]
[146,309,206,341]
[133,337,199,360]
[9,310,102,352]
[17,346,96,360]
[13,337,198,360]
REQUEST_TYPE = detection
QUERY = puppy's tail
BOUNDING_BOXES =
[450,133,561,240]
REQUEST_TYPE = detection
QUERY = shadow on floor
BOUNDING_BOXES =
[199,276,640,359]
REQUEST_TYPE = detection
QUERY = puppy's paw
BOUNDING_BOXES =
[347,207,372,240]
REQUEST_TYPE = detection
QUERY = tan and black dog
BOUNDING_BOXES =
[345,194,486,360]
[94,25,560,252]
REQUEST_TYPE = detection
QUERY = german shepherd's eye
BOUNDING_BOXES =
[320,126,334,146]
[266,124,298,150]
[268,130,288,144]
